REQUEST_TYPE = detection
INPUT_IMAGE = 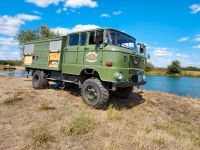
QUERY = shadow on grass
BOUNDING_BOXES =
[49,82,80,96]
[109,92,145,110]
[48,82,144,110]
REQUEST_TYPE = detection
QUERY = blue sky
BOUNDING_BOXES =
[0,0,200,67]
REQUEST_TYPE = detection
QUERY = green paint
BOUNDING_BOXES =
[24,28,147,83]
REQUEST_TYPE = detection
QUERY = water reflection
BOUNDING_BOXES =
[0,69,26,77]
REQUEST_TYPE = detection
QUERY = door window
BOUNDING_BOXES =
[89,31,103,45]
[69,34,79,46]
[89,32,95,45]
[80,33,87,46]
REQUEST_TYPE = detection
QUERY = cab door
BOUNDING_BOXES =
[64,34,79,64]
[84,30,104,66]
[77,32,87,65]
[62,34,79,74]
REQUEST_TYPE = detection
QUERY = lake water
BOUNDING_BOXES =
[0,69,27,77]
[142,75,200,98]
[0,70,200,98]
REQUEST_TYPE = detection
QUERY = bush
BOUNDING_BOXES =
[65,115,96,136]
[167,60,181,74]
[145,62,155,72]
[29,124,53,146]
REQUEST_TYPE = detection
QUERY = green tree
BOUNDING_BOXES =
[145,62,155,72]
[39,25,59,38]
[167,60,181,74]
[16,30,38,46]
[16,25,59,46]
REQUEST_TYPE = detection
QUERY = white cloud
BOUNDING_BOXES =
[0,14,41,36]
[152,47,173,57]
[190,4,200,14]
[100,14,111,18]
[192,45,200,49]
[175,53,189,58]
[25,0,62,8]
[113,11,122,15]
[0,51,21,60]
[0,52,5,59]
[33,10,42,15]
[26,0,98,8]
[10,51,21,60]
[51,27,71,35]
[71,24,99,32]
[16,14,41,21]
[51,24,100,35]
[177,37,189,42]
[194,34,200,41]
[0,46,10,51]
[64,0,97,8]
[0,37,18,46]
[56,8,62,14]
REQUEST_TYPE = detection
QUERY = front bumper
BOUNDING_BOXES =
[113,81,147,88]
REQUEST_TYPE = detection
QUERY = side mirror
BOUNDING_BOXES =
[137,43,145,53]
[94,30,103,44]
[140,47,144,53]
[147,54,150,59]
[103,39,108,45]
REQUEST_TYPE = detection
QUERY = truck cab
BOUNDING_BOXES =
[24,28,147,109]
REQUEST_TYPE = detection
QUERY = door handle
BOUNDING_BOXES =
[84,48,89,50]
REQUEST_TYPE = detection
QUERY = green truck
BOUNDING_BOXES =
[24,28,147,109]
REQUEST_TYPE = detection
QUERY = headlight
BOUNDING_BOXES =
[142,74,146,80]
[114,72,123,81]
[138,74,145,82]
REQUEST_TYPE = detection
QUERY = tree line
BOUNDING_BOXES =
[145,60,200,74]
[0,60,22,66]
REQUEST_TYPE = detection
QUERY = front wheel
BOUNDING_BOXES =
[81,78,109,109]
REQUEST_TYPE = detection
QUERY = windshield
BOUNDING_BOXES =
[106,30,137,51]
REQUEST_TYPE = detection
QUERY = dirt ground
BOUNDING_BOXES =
[0,76,200,150]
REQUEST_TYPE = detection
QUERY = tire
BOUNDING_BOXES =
[32,70,48,89]
[112,86,133,98]
[81,78,109,109]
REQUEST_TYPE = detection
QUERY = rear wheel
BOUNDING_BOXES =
[112,86,133,98]
[81,78,109,109]
[32,70,48,89]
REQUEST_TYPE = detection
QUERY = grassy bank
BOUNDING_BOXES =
[146,70,200,78]
[0,76,200,149]
[0,65,24,70]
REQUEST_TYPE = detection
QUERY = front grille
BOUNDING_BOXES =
[129,55,143,69]
[129,75,138,82]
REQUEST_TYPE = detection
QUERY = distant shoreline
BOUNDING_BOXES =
[145,70,200,78]
[0,65,24,70]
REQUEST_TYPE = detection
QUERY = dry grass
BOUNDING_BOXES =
[107,106,123,121]
[28,123,54,148]
[38,99,56,110]
[182,70,200,77]
[61,115,96,136]
[3,92,23,105]
[0,76,200,149]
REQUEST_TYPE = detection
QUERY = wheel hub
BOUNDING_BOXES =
[86,87,98,102]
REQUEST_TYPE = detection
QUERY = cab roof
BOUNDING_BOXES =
[25,28,136,44]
